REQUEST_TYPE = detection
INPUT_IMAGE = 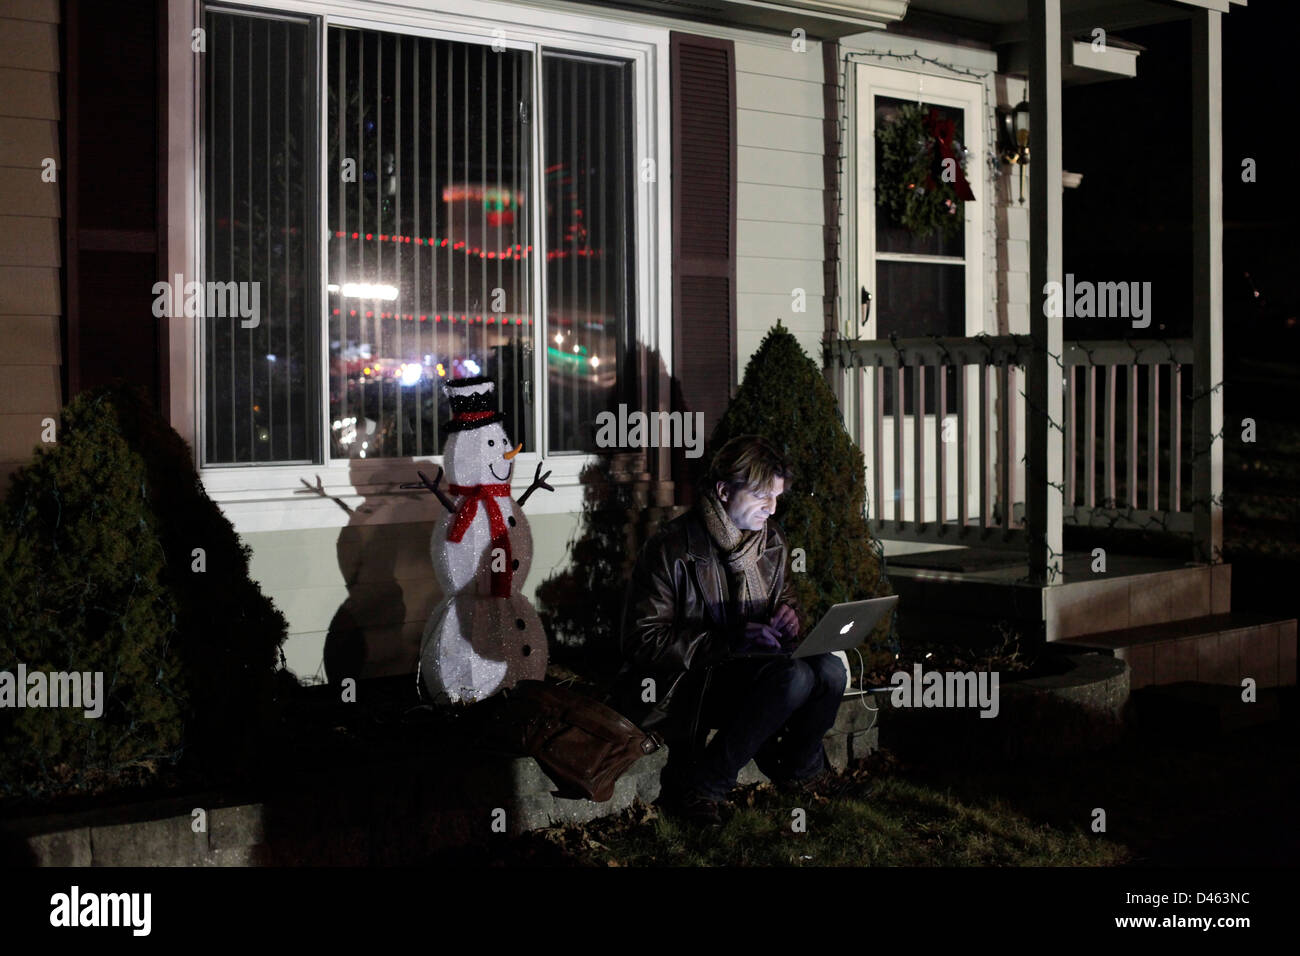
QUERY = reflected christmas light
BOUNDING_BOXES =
[330,282,399,300]
[332,416,359,447]
[399,363,423,387]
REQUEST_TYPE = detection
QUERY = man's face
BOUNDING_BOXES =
[718,476,784,532]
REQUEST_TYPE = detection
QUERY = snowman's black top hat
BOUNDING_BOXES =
[443,375,506,432]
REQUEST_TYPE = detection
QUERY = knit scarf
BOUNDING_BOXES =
[447,482,513,597]
[698,489,771,621]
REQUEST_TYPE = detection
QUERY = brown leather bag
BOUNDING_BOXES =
[475,680,662,802]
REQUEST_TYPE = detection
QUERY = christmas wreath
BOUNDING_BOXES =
[875,104,975,239]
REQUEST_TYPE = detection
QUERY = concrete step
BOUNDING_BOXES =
[884,553,1232,642]
[1054,613,1297,691]
[1045,563,1232,641]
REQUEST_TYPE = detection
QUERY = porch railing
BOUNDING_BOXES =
[827,335,1195,548]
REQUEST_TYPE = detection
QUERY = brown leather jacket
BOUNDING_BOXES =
[614,506,802,740]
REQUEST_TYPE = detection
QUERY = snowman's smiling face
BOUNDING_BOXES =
[445,422,522,487]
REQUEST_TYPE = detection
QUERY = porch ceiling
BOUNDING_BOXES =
[573,0,909,37]
[909,0,1246,41]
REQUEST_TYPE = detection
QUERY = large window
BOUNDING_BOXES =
[542,51,636,453]
[203,9,318,464]
[202,7,638,466]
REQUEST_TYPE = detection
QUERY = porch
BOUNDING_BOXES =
[825,330,1296,688]
[821,0,1290,687]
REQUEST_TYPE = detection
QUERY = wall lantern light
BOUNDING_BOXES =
[996,98,1031,204]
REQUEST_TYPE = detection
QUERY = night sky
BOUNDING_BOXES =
[1062,1,1300,342]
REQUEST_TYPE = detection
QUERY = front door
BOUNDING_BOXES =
[854,65,986,526]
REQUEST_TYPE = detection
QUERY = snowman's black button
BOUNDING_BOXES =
[507,516,516,527]
[522,645,531,656]
[512,559,520,570]
[515,618,526,629]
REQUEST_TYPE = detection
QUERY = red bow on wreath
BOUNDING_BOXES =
[923,108,976,202]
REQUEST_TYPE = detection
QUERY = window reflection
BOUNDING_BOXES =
[327,29,534,459]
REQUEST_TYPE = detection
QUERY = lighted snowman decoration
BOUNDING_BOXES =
[412,377,554,704]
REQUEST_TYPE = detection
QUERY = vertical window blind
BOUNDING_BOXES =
[328,28,533,459]
[542,51,636,453]
[203,7,637,464]
[204,9,317,465]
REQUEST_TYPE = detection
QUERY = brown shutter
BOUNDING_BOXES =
[670,32,736,500]
[62,0,166,410]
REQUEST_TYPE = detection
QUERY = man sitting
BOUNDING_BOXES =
[616,435,847,824]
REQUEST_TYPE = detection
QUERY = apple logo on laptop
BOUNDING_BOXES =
[839,622,855,635]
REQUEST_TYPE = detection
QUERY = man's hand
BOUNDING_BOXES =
[770,604,799,640]
[734,622,783,655]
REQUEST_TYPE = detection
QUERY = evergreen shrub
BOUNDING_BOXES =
[707,323,897,664]
[0,390,184,799]
[0,384,288,802]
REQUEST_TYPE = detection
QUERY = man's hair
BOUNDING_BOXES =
[705,435,793,497]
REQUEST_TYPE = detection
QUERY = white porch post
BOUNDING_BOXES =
[1026,0,1064,585]
[1191,9,1224,564]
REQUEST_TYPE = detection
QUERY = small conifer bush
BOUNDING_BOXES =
[0,390,185,799]
[707,323,896,662]
[0,384,288,803]
[537,454,647,678]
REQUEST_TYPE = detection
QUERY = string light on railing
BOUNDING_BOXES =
[828,49,1227,576]
[830,334,1228,578]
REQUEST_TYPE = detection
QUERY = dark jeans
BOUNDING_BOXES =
[661,653,847,802]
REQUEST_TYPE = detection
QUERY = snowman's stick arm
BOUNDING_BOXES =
[399,467,456,512]
[421,468,458,512]
[517,461,554,508]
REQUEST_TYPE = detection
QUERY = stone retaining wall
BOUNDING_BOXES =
[3,696,881,866]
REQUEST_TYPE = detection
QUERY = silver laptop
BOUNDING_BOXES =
[791,595,899,658]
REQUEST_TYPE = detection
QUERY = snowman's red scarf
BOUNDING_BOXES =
[447,482,514,597]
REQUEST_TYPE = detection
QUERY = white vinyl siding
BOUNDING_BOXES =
[243,510,579,681]
[735,38,827,371]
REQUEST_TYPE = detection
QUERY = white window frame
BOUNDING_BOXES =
[854,64,986,342]
[166,0,672,532]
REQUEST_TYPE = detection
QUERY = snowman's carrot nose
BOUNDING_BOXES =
[503,443,523,460]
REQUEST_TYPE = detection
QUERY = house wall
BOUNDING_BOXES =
[734,37,829,371]
[0,0,62,493]
[222,5,835,683]
[0,0,1032,681]
[242,511,581,684]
